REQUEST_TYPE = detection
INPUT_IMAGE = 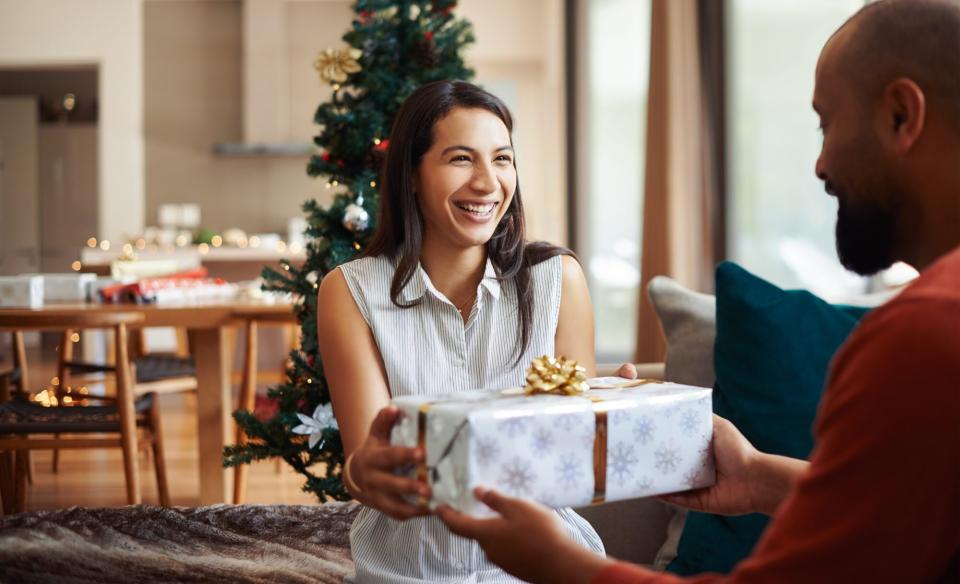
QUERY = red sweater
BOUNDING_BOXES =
[595,246,960,584]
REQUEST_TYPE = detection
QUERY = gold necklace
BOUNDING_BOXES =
[455,292,476,315]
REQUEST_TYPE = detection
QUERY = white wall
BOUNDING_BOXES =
[0,0,144,243]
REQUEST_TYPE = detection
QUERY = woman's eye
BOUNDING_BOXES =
[450,155,470,163]
[495,155,513,163]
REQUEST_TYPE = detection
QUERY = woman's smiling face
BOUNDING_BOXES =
[414,107,517,250]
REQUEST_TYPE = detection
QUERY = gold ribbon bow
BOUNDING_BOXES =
[523,355,590,395]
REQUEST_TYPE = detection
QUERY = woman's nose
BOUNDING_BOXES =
[469,162,497,193]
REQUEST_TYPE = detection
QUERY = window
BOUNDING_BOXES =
[726,0,917,301]
[576,0,651,362]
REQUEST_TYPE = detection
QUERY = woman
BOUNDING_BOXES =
[317,80,603,583]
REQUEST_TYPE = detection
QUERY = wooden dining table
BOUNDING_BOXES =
[0,299,297,505]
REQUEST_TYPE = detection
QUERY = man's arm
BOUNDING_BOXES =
[445,301,960,584]
[596,302,960,583]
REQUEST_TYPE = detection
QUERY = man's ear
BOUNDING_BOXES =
[881,77,926,154]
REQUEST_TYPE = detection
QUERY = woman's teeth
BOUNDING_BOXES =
[455,202,497,215]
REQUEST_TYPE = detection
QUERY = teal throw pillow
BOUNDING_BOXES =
[667,261,869,575]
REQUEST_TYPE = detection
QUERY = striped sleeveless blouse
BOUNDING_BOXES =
[338,253,604,583]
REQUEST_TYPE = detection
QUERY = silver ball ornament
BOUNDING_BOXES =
[343,203,370,232]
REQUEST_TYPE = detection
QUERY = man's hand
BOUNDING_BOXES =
[660,414,765,514]
[617,364,807,516]
[437,488,612,584]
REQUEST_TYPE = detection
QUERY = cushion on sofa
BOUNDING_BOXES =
[646,275,717,569]
[577,276,716,567]
[666,261,869,575]
[648,275,716,389]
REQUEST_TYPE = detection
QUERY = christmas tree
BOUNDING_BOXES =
[223,0,475,502]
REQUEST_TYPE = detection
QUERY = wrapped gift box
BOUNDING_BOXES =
[0,276,44,308]
[391,381,715,515]
[22,273,98,302]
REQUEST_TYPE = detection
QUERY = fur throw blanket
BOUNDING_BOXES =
[0,503,360,584]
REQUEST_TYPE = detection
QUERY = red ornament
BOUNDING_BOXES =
[424,31,434,41]
[374,138,389,152]
[359,9,374,22]
[307,354,316,367]
[337,159,345,168]
[321,152,331,162]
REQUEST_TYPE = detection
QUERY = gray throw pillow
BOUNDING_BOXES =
[647,276,716,388]
[646,275,717,569]
[579,277,717,568]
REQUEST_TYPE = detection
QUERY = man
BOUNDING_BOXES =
[437,1,960,582]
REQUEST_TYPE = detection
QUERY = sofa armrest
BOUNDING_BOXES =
[596,362,666,380]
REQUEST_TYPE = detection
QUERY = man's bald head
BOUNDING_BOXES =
[832,0,960,130]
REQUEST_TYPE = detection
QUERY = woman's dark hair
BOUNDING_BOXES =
[364,80,575,361]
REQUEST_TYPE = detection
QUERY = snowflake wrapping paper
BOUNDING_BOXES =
[390,382,715,515]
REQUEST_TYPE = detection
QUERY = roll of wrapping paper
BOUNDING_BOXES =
[413,356,661,508]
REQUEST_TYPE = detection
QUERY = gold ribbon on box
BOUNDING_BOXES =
[415,355,661,507]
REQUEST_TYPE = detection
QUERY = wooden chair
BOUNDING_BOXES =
[232,317,298,504]
[51,327,198,472]
[232,319,259,504]
[2,332,35,486]
[57,328,198,399]
[0,312,169,515]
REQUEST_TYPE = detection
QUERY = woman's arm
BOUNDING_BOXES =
[555,255,597,377]
[317,269,391,454]
[317,269,429,517]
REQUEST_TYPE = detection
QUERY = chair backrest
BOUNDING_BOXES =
[0,311,144,405]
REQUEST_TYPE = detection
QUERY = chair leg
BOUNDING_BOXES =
[233,319,258,504]
[14,448,28,514]
[52,329,74,474]
[12,332,29,399]
[115,323,141,505]
[0,449,14,515]
[147,396,170,507]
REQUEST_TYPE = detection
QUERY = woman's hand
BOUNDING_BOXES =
[348,406,432,520]
[616,362,638,378]
[437,488,612,584]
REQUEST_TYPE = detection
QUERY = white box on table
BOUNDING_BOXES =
[390,381,715,515]
[22,273,97,302]
[0,276,44,308]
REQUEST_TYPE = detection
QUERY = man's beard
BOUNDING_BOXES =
[835,192,899,276]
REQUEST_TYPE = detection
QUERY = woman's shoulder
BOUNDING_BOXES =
[329,255,395,300]
[321,255,395,325]
[529,253,563,279]
[336,254,395,283]
[524,242,574,283]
